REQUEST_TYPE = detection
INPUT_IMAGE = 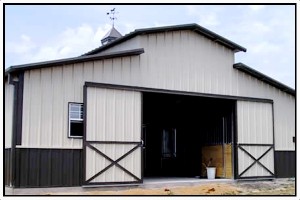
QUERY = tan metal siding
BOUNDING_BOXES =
[97,36,141,54]
[237,101,273,144]
[237,101,274,178]
[5,80,14,148]
[273,91,295,151]
[21,30,233,149]
[20,29,294,151]
[86,87,141,142]
[236,71,295,151]
[21,67,82,149]
[138,31,235,94]
[85,87,141,183]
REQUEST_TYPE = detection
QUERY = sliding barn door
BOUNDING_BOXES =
[236,101,275,179]
[83,86,142,186]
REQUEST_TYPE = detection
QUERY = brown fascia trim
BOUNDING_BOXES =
[83,23,247,56]
[5,48,145,76]
[85,81,273,104]
[233,63,295,96]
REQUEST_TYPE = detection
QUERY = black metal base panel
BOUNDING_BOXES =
[275,151,295,178]
[5,148,12,186]
[12,148,83,188]
[5,148,295,188]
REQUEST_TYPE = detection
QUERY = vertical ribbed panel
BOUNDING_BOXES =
[237,101,274,178]
[14,148,82,187]
[5,80,14,148]
[138,31,235,94]
[237,101,273,144]
[20,29,294,152]
[274,151,295,178]
[22,67,83,149]
[273,91,295,151]
[5,149,12,186]
[236,71,295,151]
[86,88,141,142]
[85,87,141,183]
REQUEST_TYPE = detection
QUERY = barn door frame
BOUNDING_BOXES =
[234,101,276,180]
[235,143,275,179]
[82,83,143,186]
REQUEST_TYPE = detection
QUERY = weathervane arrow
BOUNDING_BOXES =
[107,8,118,27]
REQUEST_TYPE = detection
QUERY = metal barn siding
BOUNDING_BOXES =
[5,80,14,149]
[236,70,295,151]
[97,36,142,54]
[90,30,237,94]
[95,30,294,152]
[18,30,245,149]
[236,101,274,178]
[138,31,235,94]
[14,148,82,187]
[17,29,294,182]
[272,91,295,151]
[21,65,92,149]
[20,55,140,149]
[84,87,142,185]
[5,149,12,186]
[20,30,294,151]
[5,80,14,186]
[274,151,295,178]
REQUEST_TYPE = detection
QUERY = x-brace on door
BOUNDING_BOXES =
[235,101,275,179]
[83,85,142,186]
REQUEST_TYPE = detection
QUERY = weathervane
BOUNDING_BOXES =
[107,8,118,27]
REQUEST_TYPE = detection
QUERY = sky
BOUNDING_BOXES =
[4,4,295,89]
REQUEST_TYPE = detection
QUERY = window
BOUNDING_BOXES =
[69,103,84,138]
[161,128,177,158]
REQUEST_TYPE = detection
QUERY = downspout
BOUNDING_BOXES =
[8,71,24,187]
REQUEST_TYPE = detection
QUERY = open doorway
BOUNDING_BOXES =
[142,92,235,179]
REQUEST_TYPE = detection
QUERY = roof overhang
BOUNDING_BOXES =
[233,63,295,96]
[83,23,247,56]
[5,48,145,77]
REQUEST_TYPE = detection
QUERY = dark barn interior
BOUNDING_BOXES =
[142,92,235,178]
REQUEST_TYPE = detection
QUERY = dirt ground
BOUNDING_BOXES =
[46,178,295,195]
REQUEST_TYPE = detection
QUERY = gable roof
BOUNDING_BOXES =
[83,23,247,56]
[233,63,295,96]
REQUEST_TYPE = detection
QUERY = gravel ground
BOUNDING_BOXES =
[48,178,296,195]
[5,178,295,195]
[236,178,295,195]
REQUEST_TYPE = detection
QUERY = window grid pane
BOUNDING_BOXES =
[69,104,83,120]
[69,103,84,137]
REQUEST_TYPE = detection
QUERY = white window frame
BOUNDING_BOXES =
[68,102,84,138]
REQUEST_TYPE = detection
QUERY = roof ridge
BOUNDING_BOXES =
[82,23,246,56]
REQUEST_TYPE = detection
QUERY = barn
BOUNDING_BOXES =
[5,23,295,188]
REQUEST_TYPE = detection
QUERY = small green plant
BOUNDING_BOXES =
[202,158,213,168]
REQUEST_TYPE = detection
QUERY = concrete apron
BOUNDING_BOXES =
[5,178,234,195]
